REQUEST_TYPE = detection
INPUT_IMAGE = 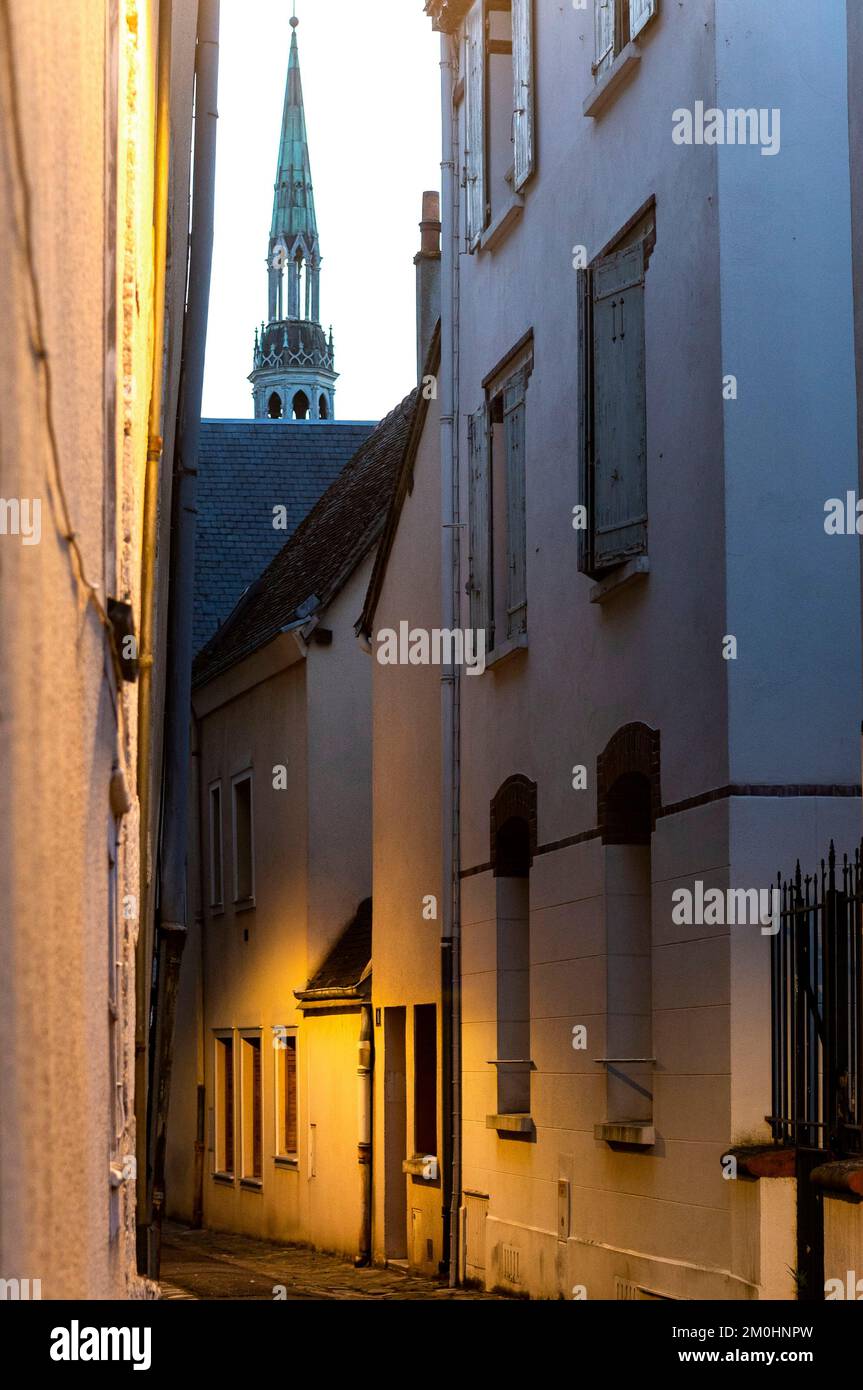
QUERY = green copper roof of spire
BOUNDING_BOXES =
[271,13,317,243]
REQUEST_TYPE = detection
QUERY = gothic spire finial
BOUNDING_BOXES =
[270,4,316,247]
[251,0,336,420]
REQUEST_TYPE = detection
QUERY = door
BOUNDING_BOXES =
[384,1007,407,1260]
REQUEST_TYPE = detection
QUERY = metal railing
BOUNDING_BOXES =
[769,842,863,1156]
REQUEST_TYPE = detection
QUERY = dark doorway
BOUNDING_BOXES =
[414,1004,437,1156]
[384,1007,407,1259]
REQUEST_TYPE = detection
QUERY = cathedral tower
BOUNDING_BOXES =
[249,12,337,420]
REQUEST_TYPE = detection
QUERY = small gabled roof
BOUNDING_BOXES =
[357,321,440,640]
[295,898,372,1003]
[194,419,373,654]
[193,388,424,689]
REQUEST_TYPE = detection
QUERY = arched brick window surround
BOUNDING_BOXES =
[490,774,538,875]
[597,723,661,844]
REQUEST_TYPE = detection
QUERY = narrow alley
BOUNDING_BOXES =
[160,1223,502,1301]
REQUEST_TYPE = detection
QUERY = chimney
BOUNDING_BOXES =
[414,190,441,381]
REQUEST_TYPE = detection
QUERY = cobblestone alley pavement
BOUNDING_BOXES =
[160,1222,504,1300]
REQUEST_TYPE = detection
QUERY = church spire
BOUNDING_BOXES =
[271,12,318,248]
[250,6,338,422]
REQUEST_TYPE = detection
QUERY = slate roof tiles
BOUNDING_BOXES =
[299,898,372,997]
[193,419,374,654]
[193,389,421,689]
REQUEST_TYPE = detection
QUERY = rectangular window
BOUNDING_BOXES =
[578,219,653,577]
[469,344,531,653]
[465,0,535,248]
[414,1005,437,1157]
[465,2,486,246]
[468,406,492,639]
[240,1032,263,1182]
[593,0,658,78]
[232,771,254,905]
[496,870,531,1115]
[209,781,223,908]
[215,1033,234,1176]
[274,1029,298,1160]
[502,371,527,638]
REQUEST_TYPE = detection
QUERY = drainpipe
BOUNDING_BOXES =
[144,0,220,1279]
[135,0,173,1255]
[355,1001,373,1265]
[439,30,462,1289]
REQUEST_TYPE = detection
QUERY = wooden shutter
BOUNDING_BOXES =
[252,1039,262,1179]
[209,785,222,906]
[468,405,492,641]
[223,1039,234,1175]
[591,241,647,570]
[576,266,594,575]
[629,0,657,40]
[465,2,487,247]
[503,372,527,637]
[284,1037,297,1154]
[512,0,534,192]
[594,0,615,75]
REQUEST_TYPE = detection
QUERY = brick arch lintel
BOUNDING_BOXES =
[490,774,538,875]
[596,722,661,843]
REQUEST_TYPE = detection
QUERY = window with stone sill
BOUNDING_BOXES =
[240,1031,263,1183]
[231,770,255,906]
[214,1032,235,1178]
[468,347,531,656]
[577,207,655,580]
[274,1029,298,1161]
[208,780,223,909]
[593,0,658,80]
[464,0,535,250]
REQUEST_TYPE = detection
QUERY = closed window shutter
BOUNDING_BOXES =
[465,2,487,247]
[468,405,492,641]
[594,0,615,75]
[252,1039,262,1179]
[576,266,594,575]
[629,0,657,40]
[503,372,527,637]
[224,1040,234,1175]
[512,0,534,192]
[591,241,647,569]
[285,1037,297,1153]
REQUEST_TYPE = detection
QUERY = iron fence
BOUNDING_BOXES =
[769,842,863,1156]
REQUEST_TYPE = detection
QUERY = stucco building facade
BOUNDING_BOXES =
[0,0,199,1297]
[406,0,863,1298]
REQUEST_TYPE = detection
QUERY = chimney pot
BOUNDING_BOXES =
[415,191,441,380]
[419,190,441,257]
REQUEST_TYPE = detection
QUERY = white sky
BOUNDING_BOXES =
[201,0,443,422]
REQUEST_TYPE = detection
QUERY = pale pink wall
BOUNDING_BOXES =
[169,561,377,1253]
[369,399,444,1267]
[0,0,196,1297]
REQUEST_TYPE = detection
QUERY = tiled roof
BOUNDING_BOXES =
[301,898,372,995]
[193,419,374,653]
[193,389,421,688]
[358,323,440,638]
